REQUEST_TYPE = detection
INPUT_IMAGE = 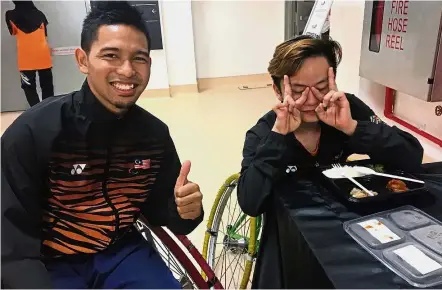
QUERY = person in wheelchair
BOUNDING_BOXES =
[1,2,203,288]
[237,35,424,288]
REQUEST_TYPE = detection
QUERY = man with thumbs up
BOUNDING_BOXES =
[174,160,203,220]
[1,3,203,288]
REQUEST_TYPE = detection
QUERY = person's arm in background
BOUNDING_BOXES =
[237,125,295,217]
[1,124,53,288]
[140,129,203,235]
[5,11,14,35]
[43,13,48,37]
[345,94,423,172]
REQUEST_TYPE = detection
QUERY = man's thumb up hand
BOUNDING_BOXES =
[175,160,191,190]
[174,160,203,220]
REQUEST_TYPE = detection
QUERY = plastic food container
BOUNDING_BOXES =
[410,225,442,256]
[383,243,442,284]
[318,160,426,204]
[344,205,442,288]
[390,210,431,230]
[346,218,405,249]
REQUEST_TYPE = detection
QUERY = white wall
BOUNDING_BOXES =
[393,92,442,142]
[330,1,442,161]
[160,0,197,86]
[329,1,365,95]
[148,50,169,90]
[138,0,199,89]
[192,1,285,79]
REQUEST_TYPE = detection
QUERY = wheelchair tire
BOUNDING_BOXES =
[202,173,257,289]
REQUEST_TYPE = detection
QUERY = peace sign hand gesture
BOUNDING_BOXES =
[311,68,357,135]
[272,75,308,135]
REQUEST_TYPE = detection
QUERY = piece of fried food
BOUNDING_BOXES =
[386,179,408,192]
[350,188,379,198]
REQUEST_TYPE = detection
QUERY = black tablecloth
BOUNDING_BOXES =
[276,162,442,289]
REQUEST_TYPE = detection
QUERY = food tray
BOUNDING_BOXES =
[318,160,426,203]
[344,205,442,288]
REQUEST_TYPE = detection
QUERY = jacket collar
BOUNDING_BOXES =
[72,80,129,136]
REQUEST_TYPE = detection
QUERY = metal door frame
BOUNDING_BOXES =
[284,1,296,40]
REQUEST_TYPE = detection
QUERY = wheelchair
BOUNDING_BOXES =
[2,174,257,289]
[135,216,223,289]
[136,173,263,289]
[139,156,377,289]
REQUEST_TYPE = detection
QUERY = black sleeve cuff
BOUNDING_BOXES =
[168,207,204,236]
[347,121,377,151]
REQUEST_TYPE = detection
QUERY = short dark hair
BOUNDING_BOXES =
[268,35,342,92]
[81,1,151,54]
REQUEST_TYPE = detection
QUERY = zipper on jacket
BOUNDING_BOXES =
[102,146,120,244]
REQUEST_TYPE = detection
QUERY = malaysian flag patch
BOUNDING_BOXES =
[134,159,151,169]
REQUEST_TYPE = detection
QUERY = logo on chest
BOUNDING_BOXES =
[71,164,87,175]
[129,159,151,174]
[286,165,298,174]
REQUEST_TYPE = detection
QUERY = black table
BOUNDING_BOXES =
[276,162,442,289]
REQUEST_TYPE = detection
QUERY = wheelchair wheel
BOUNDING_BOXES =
[136,216,224,289]
[136,220,198,289]
[202,173,262,289]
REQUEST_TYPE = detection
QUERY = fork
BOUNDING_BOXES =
[332,163,374,197]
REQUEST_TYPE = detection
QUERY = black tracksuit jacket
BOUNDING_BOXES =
[237,93,424,288]
[1,81,203,288]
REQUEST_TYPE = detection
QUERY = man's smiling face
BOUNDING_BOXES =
[76,24,151,114]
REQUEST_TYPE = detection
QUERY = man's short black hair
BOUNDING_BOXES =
[81,1,151,54]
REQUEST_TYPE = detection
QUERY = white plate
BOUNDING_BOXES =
[322,166,367,179]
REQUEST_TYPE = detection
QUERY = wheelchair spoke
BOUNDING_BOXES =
[227,191,234,224]
[223,246,227,287]
[157,249,183,275]
[228,253,242,289]
[238,258,245,287]
[244,219,251,239]
[164,257,183,275]
[237,255,247,287]
[155,240,178,266]
[219,218,227,236]
[222,251,242,288]
[231,216,249,236]
[135,223,199,290]
[238,256,246,273]
[151,235,190,282]
[229,201,242,234]
[214,247,227,270]
[221,249,228,287]
[231,200,240,228]
[221,250,241,279]
[206,175,261,290]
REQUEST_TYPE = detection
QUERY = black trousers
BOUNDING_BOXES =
[20,68,54,107]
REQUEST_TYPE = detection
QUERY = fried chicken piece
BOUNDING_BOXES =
[386,179,408,192]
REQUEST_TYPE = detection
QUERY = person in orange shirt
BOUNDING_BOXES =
[5,1,54,107]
